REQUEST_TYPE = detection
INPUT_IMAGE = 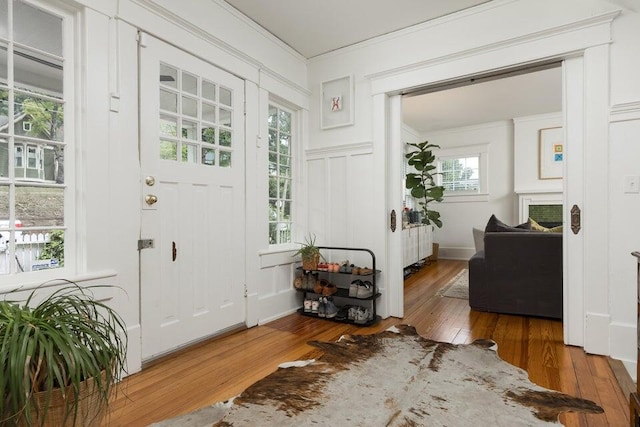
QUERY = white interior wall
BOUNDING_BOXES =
[419,121,516,260]
[609,107,640,378]
[307,0,639,379]
[23,0,639,379]
[513,112,563,194]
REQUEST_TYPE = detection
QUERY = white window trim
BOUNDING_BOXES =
[0,0,76,289]
[267,98,300,250]
[435,143,489,203]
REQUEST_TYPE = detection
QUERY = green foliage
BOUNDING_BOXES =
[0,282,127,426]
[291,233,323,261]
[38,230,65,267]
[405,141,446,228]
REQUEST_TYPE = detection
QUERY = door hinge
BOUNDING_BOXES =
[138,239,154,250]
[244,284,248,298]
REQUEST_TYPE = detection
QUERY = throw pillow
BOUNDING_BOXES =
[472,228,485,252]
[549,225,563,233]
[528,218,549,232]
[528,218,563,233]
[485,214,532,233]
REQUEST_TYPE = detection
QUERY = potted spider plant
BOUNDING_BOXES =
[292,234,323,271]
[0,281,127,426]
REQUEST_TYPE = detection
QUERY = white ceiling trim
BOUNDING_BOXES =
[366,10,620,95]
[210,0,307,61]
[307,0,508,62]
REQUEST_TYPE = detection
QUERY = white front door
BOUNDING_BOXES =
[139,33,246,360]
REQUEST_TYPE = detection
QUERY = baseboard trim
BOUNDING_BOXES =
[609,357,636,398]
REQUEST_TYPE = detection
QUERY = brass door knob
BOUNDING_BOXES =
[145,194,158,205]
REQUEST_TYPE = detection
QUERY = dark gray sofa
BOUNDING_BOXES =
[468,231,562,319]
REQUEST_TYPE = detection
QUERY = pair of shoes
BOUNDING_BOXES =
[339,261,353,274]
[303,298,312,312]
[314,279,338,296]
[358,267,374,275]
[346,305,372,324]
[349,280,374,298]
[354,306,372,324]
[317,296,339,318]
[299,274,318,291]
[311,299,320,314]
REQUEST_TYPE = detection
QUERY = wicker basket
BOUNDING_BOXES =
[302,253,320,271]
[22,373,108,427]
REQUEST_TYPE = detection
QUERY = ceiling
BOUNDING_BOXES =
[223,0,490,59]
[403,66,563,133]
[222,0,562,133]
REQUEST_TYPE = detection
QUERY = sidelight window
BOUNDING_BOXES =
[268,103,293,245]
[0,0,71,276]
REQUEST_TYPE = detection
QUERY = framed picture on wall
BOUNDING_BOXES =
[320,75,354,129]
[539,127,563,180]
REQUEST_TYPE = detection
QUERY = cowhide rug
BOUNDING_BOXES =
[152,325,603,426]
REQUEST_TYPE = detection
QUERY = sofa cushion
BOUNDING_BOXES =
[485,214,531,233]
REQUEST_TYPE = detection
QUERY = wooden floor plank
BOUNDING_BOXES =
[106,260,630,426]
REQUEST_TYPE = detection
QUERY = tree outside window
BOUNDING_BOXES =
[268,104,293,245]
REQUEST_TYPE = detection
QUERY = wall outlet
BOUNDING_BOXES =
[624,175,640,194]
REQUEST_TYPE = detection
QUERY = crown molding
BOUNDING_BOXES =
[365,10,620,85]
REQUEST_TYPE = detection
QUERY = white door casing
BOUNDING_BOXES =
[139,33,246,360]
[370,11,616,351]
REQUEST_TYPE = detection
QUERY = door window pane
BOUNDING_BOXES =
[202,148,215,166]
[160,65,234,168]
[182,72,197,95]
[219,108,231,127]
[202,103,215,122]
[160,64,177,88]
[182,120,197,140]
[160,115,177,137]
[160,89,177,112]
[182,143,197,163]
[219,87,231,106]
[201,126,215,144]
[219,129,232,147]
[219,150,231,167]
[182,96,197,118]
[13,1,62,56]
[202,80,215,102]
[160,140,177,160]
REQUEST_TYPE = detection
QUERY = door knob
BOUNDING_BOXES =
[145,194,158,205]
[145,176,155,186]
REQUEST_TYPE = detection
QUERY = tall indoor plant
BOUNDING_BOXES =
[405,141,446,228]
[0,281,127,426]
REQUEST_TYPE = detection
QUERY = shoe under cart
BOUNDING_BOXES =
[295,246,381,326]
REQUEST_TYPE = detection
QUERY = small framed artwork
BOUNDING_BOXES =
[320,75,354,129]
[539,127,564,180]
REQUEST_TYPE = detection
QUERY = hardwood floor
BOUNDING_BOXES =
[106,260,630,426]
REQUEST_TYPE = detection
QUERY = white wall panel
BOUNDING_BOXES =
[420,121,515,257]
[513,112,563,194]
